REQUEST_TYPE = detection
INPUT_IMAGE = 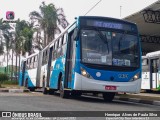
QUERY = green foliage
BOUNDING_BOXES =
[29,2,69,47]
[2,80,18,85]
[0,73,9,84]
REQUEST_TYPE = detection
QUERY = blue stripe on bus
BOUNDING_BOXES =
[19,71,35,87]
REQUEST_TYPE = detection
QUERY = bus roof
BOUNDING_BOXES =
[26,52,39,59]
[142,56,148,59]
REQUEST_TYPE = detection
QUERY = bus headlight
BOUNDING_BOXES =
[130,73,140,82]
[134,74,139,79]
[81,68,93,79]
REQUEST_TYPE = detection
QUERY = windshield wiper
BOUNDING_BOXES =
[94,28,109,54]
[118,32,126,51]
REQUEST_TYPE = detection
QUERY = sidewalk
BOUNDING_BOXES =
[85,92,160,106]
[0,87,29,93]
[115,92,160,106]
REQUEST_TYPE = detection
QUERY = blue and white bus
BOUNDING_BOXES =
[19,16,141,101]
[19,52,40,91]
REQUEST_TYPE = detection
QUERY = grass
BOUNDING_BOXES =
[0,80,20,88]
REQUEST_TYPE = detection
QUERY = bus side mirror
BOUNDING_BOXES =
[73,28,79,41]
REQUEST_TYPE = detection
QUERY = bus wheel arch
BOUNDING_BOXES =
[58,72,62,90]
[25,78,28,87]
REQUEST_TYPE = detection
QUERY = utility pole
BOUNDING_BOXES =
[120,6,122,18]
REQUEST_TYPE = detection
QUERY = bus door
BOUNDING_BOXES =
[150,58,159,89]
[141,58,150,90]
[46,47,53,87]
[21,61,26,86]
[64,31,75,88]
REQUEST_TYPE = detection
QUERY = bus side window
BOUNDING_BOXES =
[52,43,56,60]
[45,50,48,64]
[26,60,28,69]
[34,56,37,68]
[62,33,67,55]
[29,58,32,69]
[57,38,62,58]
[31,57,34,69]
[42,52,44,65]
[63,33,67,44]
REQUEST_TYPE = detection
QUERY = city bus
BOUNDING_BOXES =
[141,51,160,91]
[19,52,41,91]
[19,16,141,101]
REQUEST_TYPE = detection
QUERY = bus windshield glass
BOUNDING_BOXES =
[81,29,139,67]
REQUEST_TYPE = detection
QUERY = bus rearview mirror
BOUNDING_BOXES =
[73,28,79,41]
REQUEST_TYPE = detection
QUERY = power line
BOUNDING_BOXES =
[84,0,102,16]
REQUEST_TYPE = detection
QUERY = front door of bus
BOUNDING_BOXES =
[64,31,75,88]
[151,59,159,89]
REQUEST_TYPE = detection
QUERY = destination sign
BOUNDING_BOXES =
[80,18,137,32]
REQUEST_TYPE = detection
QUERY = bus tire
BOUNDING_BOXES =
[28,87,35,92]
[43,87,48,94]
[49,89,55,95]
[146,90,152,93]
[59,77,69,98]
[103,92,115,102]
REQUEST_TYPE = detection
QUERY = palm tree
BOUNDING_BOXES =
[0,21,12,74]
[3,31,12,74]
[14,19,34,80]
[29,2,69,47]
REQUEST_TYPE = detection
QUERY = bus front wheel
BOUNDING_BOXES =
[103,92,115,102]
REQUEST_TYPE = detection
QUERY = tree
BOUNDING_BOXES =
[14,19,34,80]
[3,31,12,74]
[0,19,12,56]
[29,2,69,48]
[0,21,12,74]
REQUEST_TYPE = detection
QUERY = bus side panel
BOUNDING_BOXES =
[39,64,47,87]
[72,40,81,90]
[49,56,65,89]
[26,69,37,87]
[22,70,34,87]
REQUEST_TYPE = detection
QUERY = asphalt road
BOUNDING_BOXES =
[0,92,160,120]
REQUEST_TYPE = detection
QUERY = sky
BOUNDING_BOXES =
[0,0,158,24]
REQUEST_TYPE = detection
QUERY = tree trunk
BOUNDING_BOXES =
[16,51,18,81]
[18,54,21,81]
[6,50,8,74]
[11,49,13,81]
[44,29,47,47]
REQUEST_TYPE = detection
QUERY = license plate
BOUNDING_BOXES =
[105,86,117,90]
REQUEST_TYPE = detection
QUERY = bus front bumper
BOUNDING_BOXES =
[74,73,141,93]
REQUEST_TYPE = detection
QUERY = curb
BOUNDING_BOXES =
[114,96,160,106]
[84,93,160,106]
[0,89,30,93]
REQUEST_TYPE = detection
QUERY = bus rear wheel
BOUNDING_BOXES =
[43,87,48,94]
[59,78,69,98]
[103,92,115,102]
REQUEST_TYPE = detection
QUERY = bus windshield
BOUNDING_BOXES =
[81,29,139,67]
